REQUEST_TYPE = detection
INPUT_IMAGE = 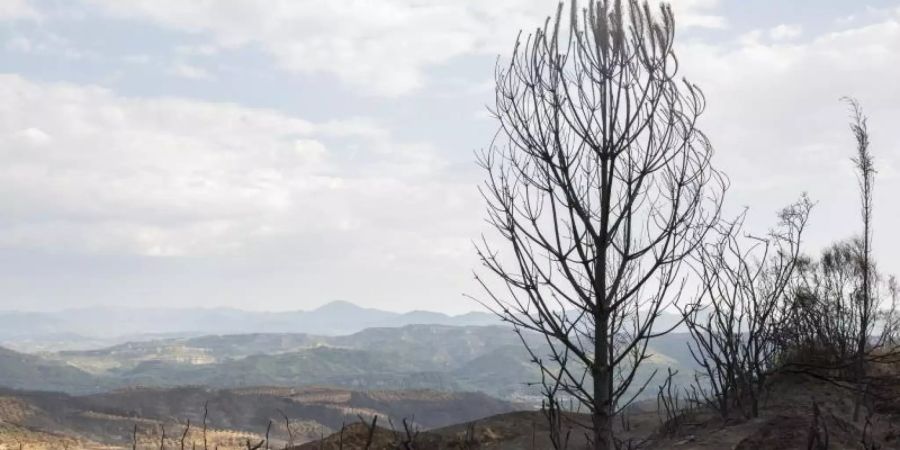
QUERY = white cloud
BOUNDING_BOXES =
[292,139,327,163]
[769,24,803,41]
[0,0,40,20]
[3,30,91,60]
[674,0,727,29]
[167,62,214,80]
[5,1,897,311]
[122,54,151,65]
[5,36,32,52]
[175,44,220,57]
[14,126,52,145]
[0,75,474,261]
[678,8,900,274]
[86,0,725,97]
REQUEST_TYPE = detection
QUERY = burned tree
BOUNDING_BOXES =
[682,196,813,419]
[777,100,899,422]
[783,238,900,371]
[847,97,875,421]
[474,1,725,448]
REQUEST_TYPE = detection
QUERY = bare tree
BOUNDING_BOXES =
[277,409,294,449]
[785,240,867,367]
[777,100,899,421]
[884,277,900,346]
[846,97,875,422]
[473,1,725,448]
[656,368,693,436]
[202,401,209,450]
[180,420,191,450]
[682,196,812,419]
[362,415,378,450]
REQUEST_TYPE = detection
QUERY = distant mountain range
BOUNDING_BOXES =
[0,324,697,404]
[0,301,501,351]
[0,300,695,407]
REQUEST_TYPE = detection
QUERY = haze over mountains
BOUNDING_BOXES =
[0,324,696,404]
[0,301,500,351]
[0,300,693,405]
[0,300,697,448]
[0,297,719,450]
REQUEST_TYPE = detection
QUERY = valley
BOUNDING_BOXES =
[1,320,697,403]
[0,304,696,448]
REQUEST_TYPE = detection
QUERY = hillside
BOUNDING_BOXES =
[19,326,695,404]
[292,410,592,450]
[293,368,900,450]
[5,366,900,450]
[52,325,531,372]
[0,347,108,394]
[0,385,520,448]
[0,421,111,450]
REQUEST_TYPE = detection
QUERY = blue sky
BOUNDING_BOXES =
[0,0,898,313]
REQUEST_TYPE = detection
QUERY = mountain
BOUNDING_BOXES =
[50,325,535,374]
[0,346,108,394]
[35,325,540,396]
[10,325,697,404]
[0,301,500,351]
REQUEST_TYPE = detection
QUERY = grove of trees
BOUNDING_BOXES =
[474,1,899,449]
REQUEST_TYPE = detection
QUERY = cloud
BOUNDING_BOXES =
[0,0,40,21]
[673,0,727,29]
[0,74,476,262]
[167,62,214,80]
[5,36,33,52]
[4,29,92,60]
[769,24,803,41]
[122,54,151,65]
[5,1,897,311]
[14,126,52,145]
[677,8,900,273]
[174,44,220,57]
[85,0,726,97]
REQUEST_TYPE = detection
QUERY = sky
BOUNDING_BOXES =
[0,0,897,314]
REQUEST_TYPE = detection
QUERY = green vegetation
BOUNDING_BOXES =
[2,324,696,406]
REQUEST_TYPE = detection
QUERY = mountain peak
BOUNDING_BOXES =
[310,300,374,314]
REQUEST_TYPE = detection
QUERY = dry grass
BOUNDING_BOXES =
[0,423,112,450]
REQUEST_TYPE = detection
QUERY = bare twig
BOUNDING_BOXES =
[202,401,209,450]
[277,409,294,449]
[180,420,191,450]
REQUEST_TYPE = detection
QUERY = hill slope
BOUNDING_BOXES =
[295,369,900,449]
[0,326,697,404]
[0,385,520,448]
[0,347,108,394]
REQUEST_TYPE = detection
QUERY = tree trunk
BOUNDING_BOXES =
[593,313,612,450]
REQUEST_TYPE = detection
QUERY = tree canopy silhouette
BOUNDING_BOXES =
[474,1,726,448]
